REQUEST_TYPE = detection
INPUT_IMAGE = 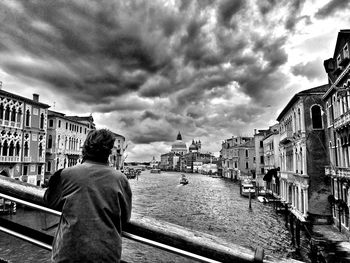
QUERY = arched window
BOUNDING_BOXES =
[57,135,61,149]
[3,141,8,156]
[24,142,29,157]
[11,107,16,122]
[47,161,51,172]
[25,109,30,126]
[57,158,59,170]
[9,141,14,156]
[48,135,52,149]
[17,109,22,123]
[15,142,20,156]
[4,105,10,121]
[300,148,303,174]
[0,104,3,119]
[311,105,323,129]
[40,113,44,129]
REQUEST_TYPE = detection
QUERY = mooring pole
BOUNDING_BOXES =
[249,191,252,209]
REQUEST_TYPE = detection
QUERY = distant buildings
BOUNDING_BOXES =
[0,86,126,185]
[220,136,255,180]
[160,132,217,173]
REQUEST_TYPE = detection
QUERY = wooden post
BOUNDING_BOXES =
[290,214,295,246]
[295,220,300,248]
[249,191,252,209]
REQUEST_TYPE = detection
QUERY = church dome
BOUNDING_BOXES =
[189,140,198,152]
[171,132,187,154]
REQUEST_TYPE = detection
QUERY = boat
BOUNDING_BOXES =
[240,180,256,197]
[150,168,161,173]
[257,196,269,203]
[180,175,189,185]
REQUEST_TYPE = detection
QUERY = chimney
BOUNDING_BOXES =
[33,93,39,102]
[254,129,257,135]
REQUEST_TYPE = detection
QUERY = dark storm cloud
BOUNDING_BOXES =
[217,0,246,27]
[291,59,325,81]
[315,0,350,19]
[0,0,314,152]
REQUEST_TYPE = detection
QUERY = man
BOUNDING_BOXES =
[44,129,132,263]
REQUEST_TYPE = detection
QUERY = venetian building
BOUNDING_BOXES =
[109,132,126,170]
[45,110,94,181]
[277,84,331,225]
[0,85,49,186]
[323,29,350,233]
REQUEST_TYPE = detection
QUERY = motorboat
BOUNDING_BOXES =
[257,196,269,203]
[240,180,256,197]
[150,168,161,173]
[180,175,189,185]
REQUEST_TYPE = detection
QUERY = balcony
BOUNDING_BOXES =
[325,166,350,178]
[0,156,20,162]
[280,170,309,184]
[279,130,293,144]
[334,111,350,129]
[23,157,32,162]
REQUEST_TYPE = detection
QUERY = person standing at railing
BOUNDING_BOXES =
[44,129,132,263]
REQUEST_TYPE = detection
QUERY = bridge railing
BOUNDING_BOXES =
[0,175,302,263]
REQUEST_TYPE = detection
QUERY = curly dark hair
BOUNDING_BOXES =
[82,129,116,163]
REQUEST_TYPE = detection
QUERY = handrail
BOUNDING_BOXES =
[0,176,302,263]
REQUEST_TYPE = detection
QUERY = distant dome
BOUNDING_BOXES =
[189,140,198,152]
[171,131,187,154]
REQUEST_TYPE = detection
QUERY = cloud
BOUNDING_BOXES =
[291,59,325,81]
[315,0,350,19]
[0,0,339,161]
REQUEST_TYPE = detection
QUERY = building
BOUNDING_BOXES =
[262,124,280,194]
[323,29,350,234]
[171,132,187,155]
[0,86,50,185]
[109,132,126,170]
[220,136,255,180]
[254,129,270,186]
[45,110,95,180]
[277,84,331,225]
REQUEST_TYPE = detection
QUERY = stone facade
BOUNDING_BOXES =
[0,88,49,185]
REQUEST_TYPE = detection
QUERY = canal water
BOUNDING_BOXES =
[0,171,306,262]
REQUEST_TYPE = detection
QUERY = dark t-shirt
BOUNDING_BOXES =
[44,160,132,263]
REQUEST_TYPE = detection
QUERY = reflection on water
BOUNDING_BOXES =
[0,171,305,262]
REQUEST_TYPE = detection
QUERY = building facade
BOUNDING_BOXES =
[109,132,126,170]
[221,136,255,180]
[45,110,95,180]
[0,87,50,185]
[254,129,270,186]
[277,84,331,224]
[262,124,280,193]
[323,29,350,234]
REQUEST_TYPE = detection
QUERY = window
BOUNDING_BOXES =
[245,149,248,157]
[245,162,249,169]
[0,104,3,119]
[47,161,51,172]
[24,142,29,157]
[11,107,16,122]
[261,168,264,174]
[49,119,53,127]
[38,165,42,175]
[40,114,45,129]
[25,109,30,126]
[2,141,8,156]
[260,156,264,164]
[48,135,53,148]
[66,122,68,129]
[23,165,28,175]
[4,105,10,121]
[260,141,263,148]
[311,105,323,129]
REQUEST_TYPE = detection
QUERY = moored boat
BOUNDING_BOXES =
[240,180,256,197]
[179,174,189,185]
[150,168,161,173]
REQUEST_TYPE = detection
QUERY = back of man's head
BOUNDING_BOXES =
[82,129,115,163]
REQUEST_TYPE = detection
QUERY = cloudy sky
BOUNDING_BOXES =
[0,0,349,161]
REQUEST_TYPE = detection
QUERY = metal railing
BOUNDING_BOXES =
[0,175,302,263]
